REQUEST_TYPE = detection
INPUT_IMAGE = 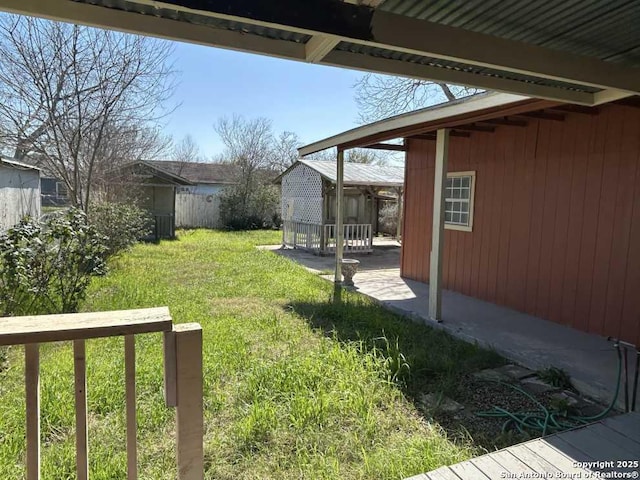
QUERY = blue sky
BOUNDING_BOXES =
[164,42,365,159]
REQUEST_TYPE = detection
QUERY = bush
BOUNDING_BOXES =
[0,209,107,316]
[378,201,399,236]
[89,201,153,257]
[219,183,279,230]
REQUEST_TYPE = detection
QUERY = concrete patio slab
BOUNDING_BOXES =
[262,243,637,409]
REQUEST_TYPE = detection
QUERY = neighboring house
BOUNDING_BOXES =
[0,158,41,230]
[299,92,640,347]
[144,161,239,229]
[275,159,404,254]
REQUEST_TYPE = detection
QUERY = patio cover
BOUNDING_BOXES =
[1,0,639,107]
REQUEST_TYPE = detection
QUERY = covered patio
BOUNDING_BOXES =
[1,1,639,479]
[275,159,404,255]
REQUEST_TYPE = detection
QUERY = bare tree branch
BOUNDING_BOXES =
[0,14,177,211]
[354,73,482,123]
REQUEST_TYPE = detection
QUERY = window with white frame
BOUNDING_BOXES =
[444,171,475,232]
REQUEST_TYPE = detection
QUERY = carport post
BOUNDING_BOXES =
[335,148,345,284]
[429,128,449,321]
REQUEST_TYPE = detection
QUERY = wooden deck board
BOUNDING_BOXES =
[522,440,590,475]
[507,444,561,473]
[405,413,640,480]
[425,466,460,480]
[448,460,489,479]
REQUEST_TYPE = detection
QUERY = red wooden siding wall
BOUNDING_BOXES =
[401,103,640,346]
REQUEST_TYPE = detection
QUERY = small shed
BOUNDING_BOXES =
[110,161,192,239]
[0,158,41,231]
[144,161,239,229]
[275,159,404,254]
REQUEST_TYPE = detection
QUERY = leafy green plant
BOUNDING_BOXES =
[88,201,153,257]
[0,209,107,315]
[537,367,573,390]
[374,334,411,384]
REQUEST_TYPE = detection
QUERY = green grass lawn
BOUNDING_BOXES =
[0,229,504,479]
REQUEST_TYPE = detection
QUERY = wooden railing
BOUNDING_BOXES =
[282,220,323,252]
[0,307,203,480]
[282,221,373,254]
[324,223,373,254]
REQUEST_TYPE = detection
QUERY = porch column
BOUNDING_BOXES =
[429,129,449,321]
[335,149,345,284]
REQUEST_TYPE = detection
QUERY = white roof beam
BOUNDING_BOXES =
[305,35,341,63]
[323,50,596,106]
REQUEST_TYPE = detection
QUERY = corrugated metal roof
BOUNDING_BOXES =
[300,159,404,187]
[379,0,640,67]
[68,0,639,101]
[78,0,312,43]
[335,42,601,93]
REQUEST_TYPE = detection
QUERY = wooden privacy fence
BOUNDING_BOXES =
[282,221,373,254]
[0,307,203,480]
[175,193,221,229]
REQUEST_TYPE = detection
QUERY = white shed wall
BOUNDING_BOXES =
[0,164,41,230]
[280,163,323,224]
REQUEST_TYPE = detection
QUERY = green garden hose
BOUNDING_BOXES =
[476,345,622,436]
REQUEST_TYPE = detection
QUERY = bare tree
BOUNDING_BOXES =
[172,134,204,165]
[0,14,176,211]
[214,115,278,227]
[271,131,301,172]
[354,73,481,123]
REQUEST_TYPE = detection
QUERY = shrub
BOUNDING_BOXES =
[219,183,279,230]
[378,202,399,236]
[89,201,153,257]
[0,209,107,316]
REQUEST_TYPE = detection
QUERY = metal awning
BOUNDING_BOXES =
[298,92,552,155]
[1,0,639,106]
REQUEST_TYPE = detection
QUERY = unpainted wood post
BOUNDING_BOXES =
[174,323,203,480]
[429,128,449,322]
[74,339,89,480]
[125,335,138,480]
[163,330,177,407]
[25,343,40,480]
[335,149,344,284]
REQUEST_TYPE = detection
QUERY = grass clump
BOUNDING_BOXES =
[0,229,502,479]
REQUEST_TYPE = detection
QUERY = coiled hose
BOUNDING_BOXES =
[476,346,622,436]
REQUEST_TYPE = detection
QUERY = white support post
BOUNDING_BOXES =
[334,149,345,284]
[429,129,449,322]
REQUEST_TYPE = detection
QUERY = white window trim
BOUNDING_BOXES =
[444,170,476,233]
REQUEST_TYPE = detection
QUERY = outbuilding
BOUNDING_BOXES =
[275,159,404,254]
[0,158,41,230]
[300,92,640,347]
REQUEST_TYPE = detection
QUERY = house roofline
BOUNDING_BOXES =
[298,92,559,156]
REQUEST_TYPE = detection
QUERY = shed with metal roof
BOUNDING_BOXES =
[276,159,404,254]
